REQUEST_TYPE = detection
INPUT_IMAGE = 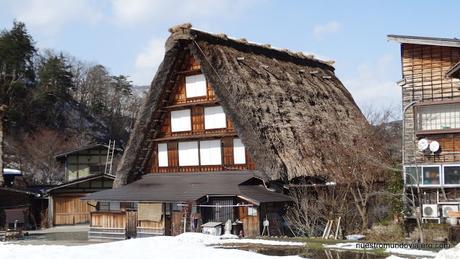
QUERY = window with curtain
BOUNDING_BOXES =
[422,166,440,185]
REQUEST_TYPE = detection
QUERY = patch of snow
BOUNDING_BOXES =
[0,233,302,259]
[345,234,365,240]
[324,242,437,258]
[435,243,460,259]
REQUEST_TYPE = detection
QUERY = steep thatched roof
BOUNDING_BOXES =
[113,23,368,187]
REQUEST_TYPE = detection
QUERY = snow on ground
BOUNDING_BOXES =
[435,242,460,259]
[324,242,437,258]
[0,233,303,259]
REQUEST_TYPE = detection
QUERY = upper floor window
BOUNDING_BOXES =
[199,140,222,165]
[204,106,226,129]
[186,74,207,98]
[417,103,460,131]
[178,141,199,166]
[405,165,441,186]
[233,138,246,164]
[158,143,168,167]
[171,109,191,132]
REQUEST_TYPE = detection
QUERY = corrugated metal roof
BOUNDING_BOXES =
[387,34,460,48]
[83,171,291,204]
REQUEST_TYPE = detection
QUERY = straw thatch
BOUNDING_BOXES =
[113,24,369,187]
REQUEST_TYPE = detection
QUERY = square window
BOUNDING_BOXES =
[204,106,226,129]
[171,109,191,132]
[178,141,199,166]
[186,74,207,98]
[444,166,460,185]
[248,207,257,216]
[200,140,222,165]
[423,166,440,185]
[158,143,168,167]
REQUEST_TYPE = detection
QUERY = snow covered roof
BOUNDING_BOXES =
[3,168,21,176]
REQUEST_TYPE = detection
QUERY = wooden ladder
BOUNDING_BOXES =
[104,140,116,175]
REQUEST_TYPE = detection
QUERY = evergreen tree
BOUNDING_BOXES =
[0,21,36,186]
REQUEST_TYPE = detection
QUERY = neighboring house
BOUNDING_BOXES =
[47,144,121,226]
[55,143,122,181]
[85,24,368,239]
[1,168,41,230]
[389,35,460,222]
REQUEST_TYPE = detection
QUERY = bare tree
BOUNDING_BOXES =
[14,129,88,185]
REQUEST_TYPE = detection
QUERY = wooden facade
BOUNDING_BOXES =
[390,35,460,208]
[400,43,460,164]
[149,56,256,173]
[48,174,114,226]
[53,194,94,225]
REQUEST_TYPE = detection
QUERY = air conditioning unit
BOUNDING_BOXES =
[442,205,459,218]
[422,204,439,218]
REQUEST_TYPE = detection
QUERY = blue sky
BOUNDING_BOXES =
[1,0,459,114]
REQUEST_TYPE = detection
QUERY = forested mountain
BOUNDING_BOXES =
[0,21,144,185]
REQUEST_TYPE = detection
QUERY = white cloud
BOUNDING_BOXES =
[131,37,166,85]
[111,0,258,26]
[5,0,103,34]
[313,21,341,40]
[342,54,401,113]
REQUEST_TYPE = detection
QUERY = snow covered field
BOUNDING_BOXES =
[0,233,303,259]
[324,242,460,259]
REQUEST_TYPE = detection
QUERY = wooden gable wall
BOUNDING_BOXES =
[149,55,256,173]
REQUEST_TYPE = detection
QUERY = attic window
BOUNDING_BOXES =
[200,140,222,165]
[158,143,168,167]
[171,109,191,132]
[204,106,226,129]
[185,74,207,98]
[178,141,199,166]
[233,138,246,164]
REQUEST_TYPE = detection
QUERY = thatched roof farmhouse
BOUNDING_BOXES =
[114,23,368,187]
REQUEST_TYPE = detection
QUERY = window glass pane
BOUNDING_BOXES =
[405,167,421,185]
[200,140,222,165]
[110,202,120,211]
[186,74,207,98]
[423,166,440,185]
[158,143,168,167]
[171,109,191,132]
[204,106,226,129]
[99,202,109,211]
[417,104,460,131]
[444,166,460,185]
[233,138,246,164]
[178,141,199,166]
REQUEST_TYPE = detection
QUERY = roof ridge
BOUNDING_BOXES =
[168,23,335,69]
